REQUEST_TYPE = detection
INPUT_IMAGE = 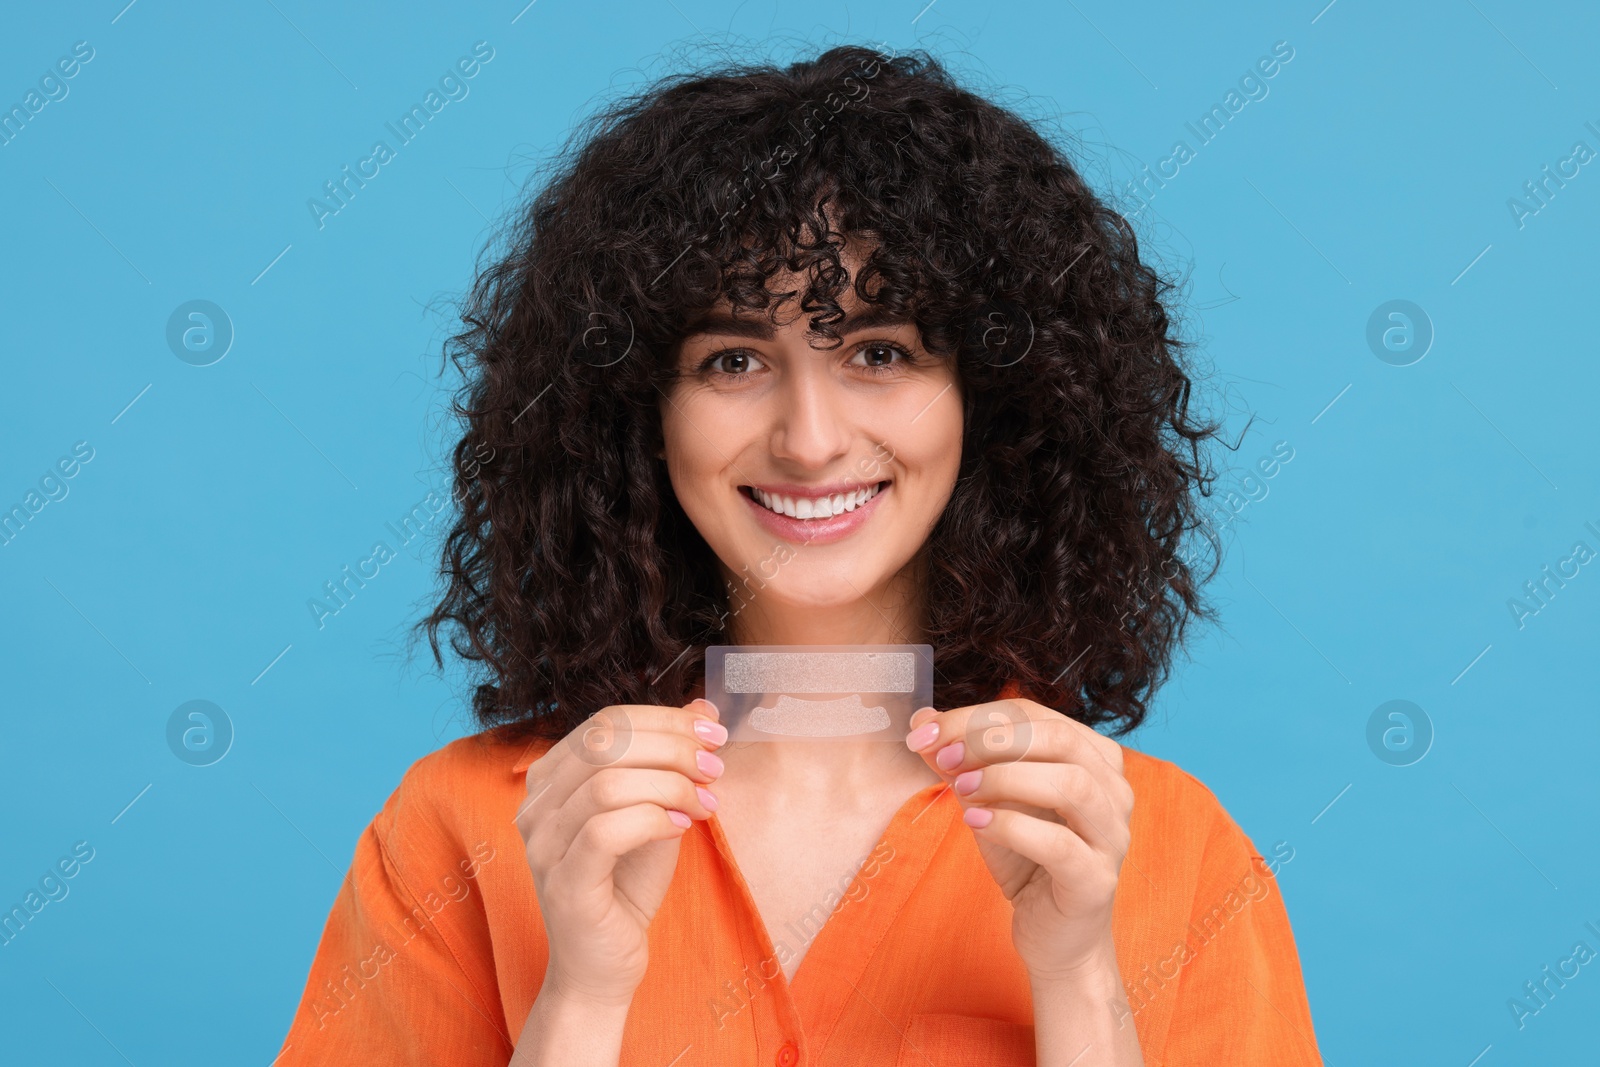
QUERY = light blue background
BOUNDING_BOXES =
[2,1,1596,1063]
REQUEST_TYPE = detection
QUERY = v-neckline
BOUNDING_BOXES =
[698,776,958,1047]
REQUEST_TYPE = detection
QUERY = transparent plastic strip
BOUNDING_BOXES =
[704,644,934,742]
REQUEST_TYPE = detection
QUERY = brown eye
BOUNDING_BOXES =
[698,349,766,377]
[850,341,915,373]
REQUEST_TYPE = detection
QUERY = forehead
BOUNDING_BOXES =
[678,229,896,341]
[680,299,909,342]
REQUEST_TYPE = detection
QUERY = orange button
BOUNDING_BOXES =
[776,1040,798,1067]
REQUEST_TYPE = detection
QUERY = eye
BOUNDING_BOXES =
[696,349,767,378]
[849,341,916,375]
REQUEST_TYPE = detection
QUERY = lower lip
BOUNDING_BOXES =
[741,483,890,545]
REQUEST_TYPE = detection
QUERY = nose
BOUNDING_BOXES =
[768,361,851,469]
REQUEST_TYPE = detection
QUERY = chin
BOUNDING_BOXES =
[738,560,897,607]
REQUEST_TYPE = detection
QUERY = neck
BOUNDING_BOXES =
[721,555,927,646]
[715,735,941,813]
[686,561,943,805]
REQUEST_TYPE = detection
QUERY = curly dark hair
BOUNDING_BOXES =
[413,42,1228,745]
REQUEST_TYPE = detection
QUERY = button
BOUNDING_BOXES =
[776,1039,798,1067]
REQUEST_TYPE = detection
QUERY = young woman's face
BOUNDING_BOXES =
[659,268,963,623]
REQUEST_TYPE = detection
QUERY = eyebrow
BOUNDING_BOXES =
[680,305,912,342]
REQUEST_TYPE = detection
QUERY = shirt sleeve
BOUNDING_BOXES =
[273,816,514,1067]
[1158,811,1323,1066]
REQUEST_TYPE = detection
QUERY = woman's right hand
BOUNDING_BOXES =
[514,698,726,1008]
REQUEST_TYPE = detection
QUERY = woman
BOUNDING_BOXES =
[277,44,1322,1066]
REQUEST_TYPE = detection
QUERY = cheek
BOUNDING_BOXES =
[660,397,741,506]
[899,389,963,488]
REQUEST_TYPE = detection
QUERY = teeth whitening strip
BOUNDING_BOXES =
[704,644,934,742]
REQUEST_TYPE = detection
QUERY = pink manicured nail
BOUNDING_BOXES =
[905,722,940,752]
[953,769,982,795]
[963,807,994,828]
[696,749,725,778]
[696,786,719,812]
[667,810,692,829]
[694,719,729,746]
[935,740,966,771]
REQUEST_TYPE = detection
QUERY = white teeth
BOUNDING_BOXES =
[752,483,882,519]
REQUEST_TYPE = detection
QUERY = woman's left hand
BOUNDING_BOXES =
[906,699,1135,982]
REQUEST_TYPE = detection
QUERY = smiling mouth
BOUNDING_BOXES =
[740,481,890,520]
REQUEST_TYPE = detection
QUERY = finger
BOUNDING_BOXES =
[535,767,717,871]
[962,806,1116,895]
[994,717,1131,815]
[927,708,1129,802]
[517,701,724,831]
[923,698,1124,772]
[545,801,692,900]
[951,760,1125,856]
[519,727,724,839]
[912,699,1052,774]
[522,699,721,791]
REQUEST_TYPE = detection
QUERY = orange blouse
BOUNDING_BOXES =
[276,700,1323,1066]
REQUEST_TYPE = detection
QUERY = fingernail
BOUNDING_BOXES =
[953,769,982,795]
[667,809,692,829]
[696,749,725,778]
[905,722,940,752]
[935,740,965,771]
[695,719,729,746]
[696,786,719,812]
[697,698,721,720]
[963,807,993,829]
